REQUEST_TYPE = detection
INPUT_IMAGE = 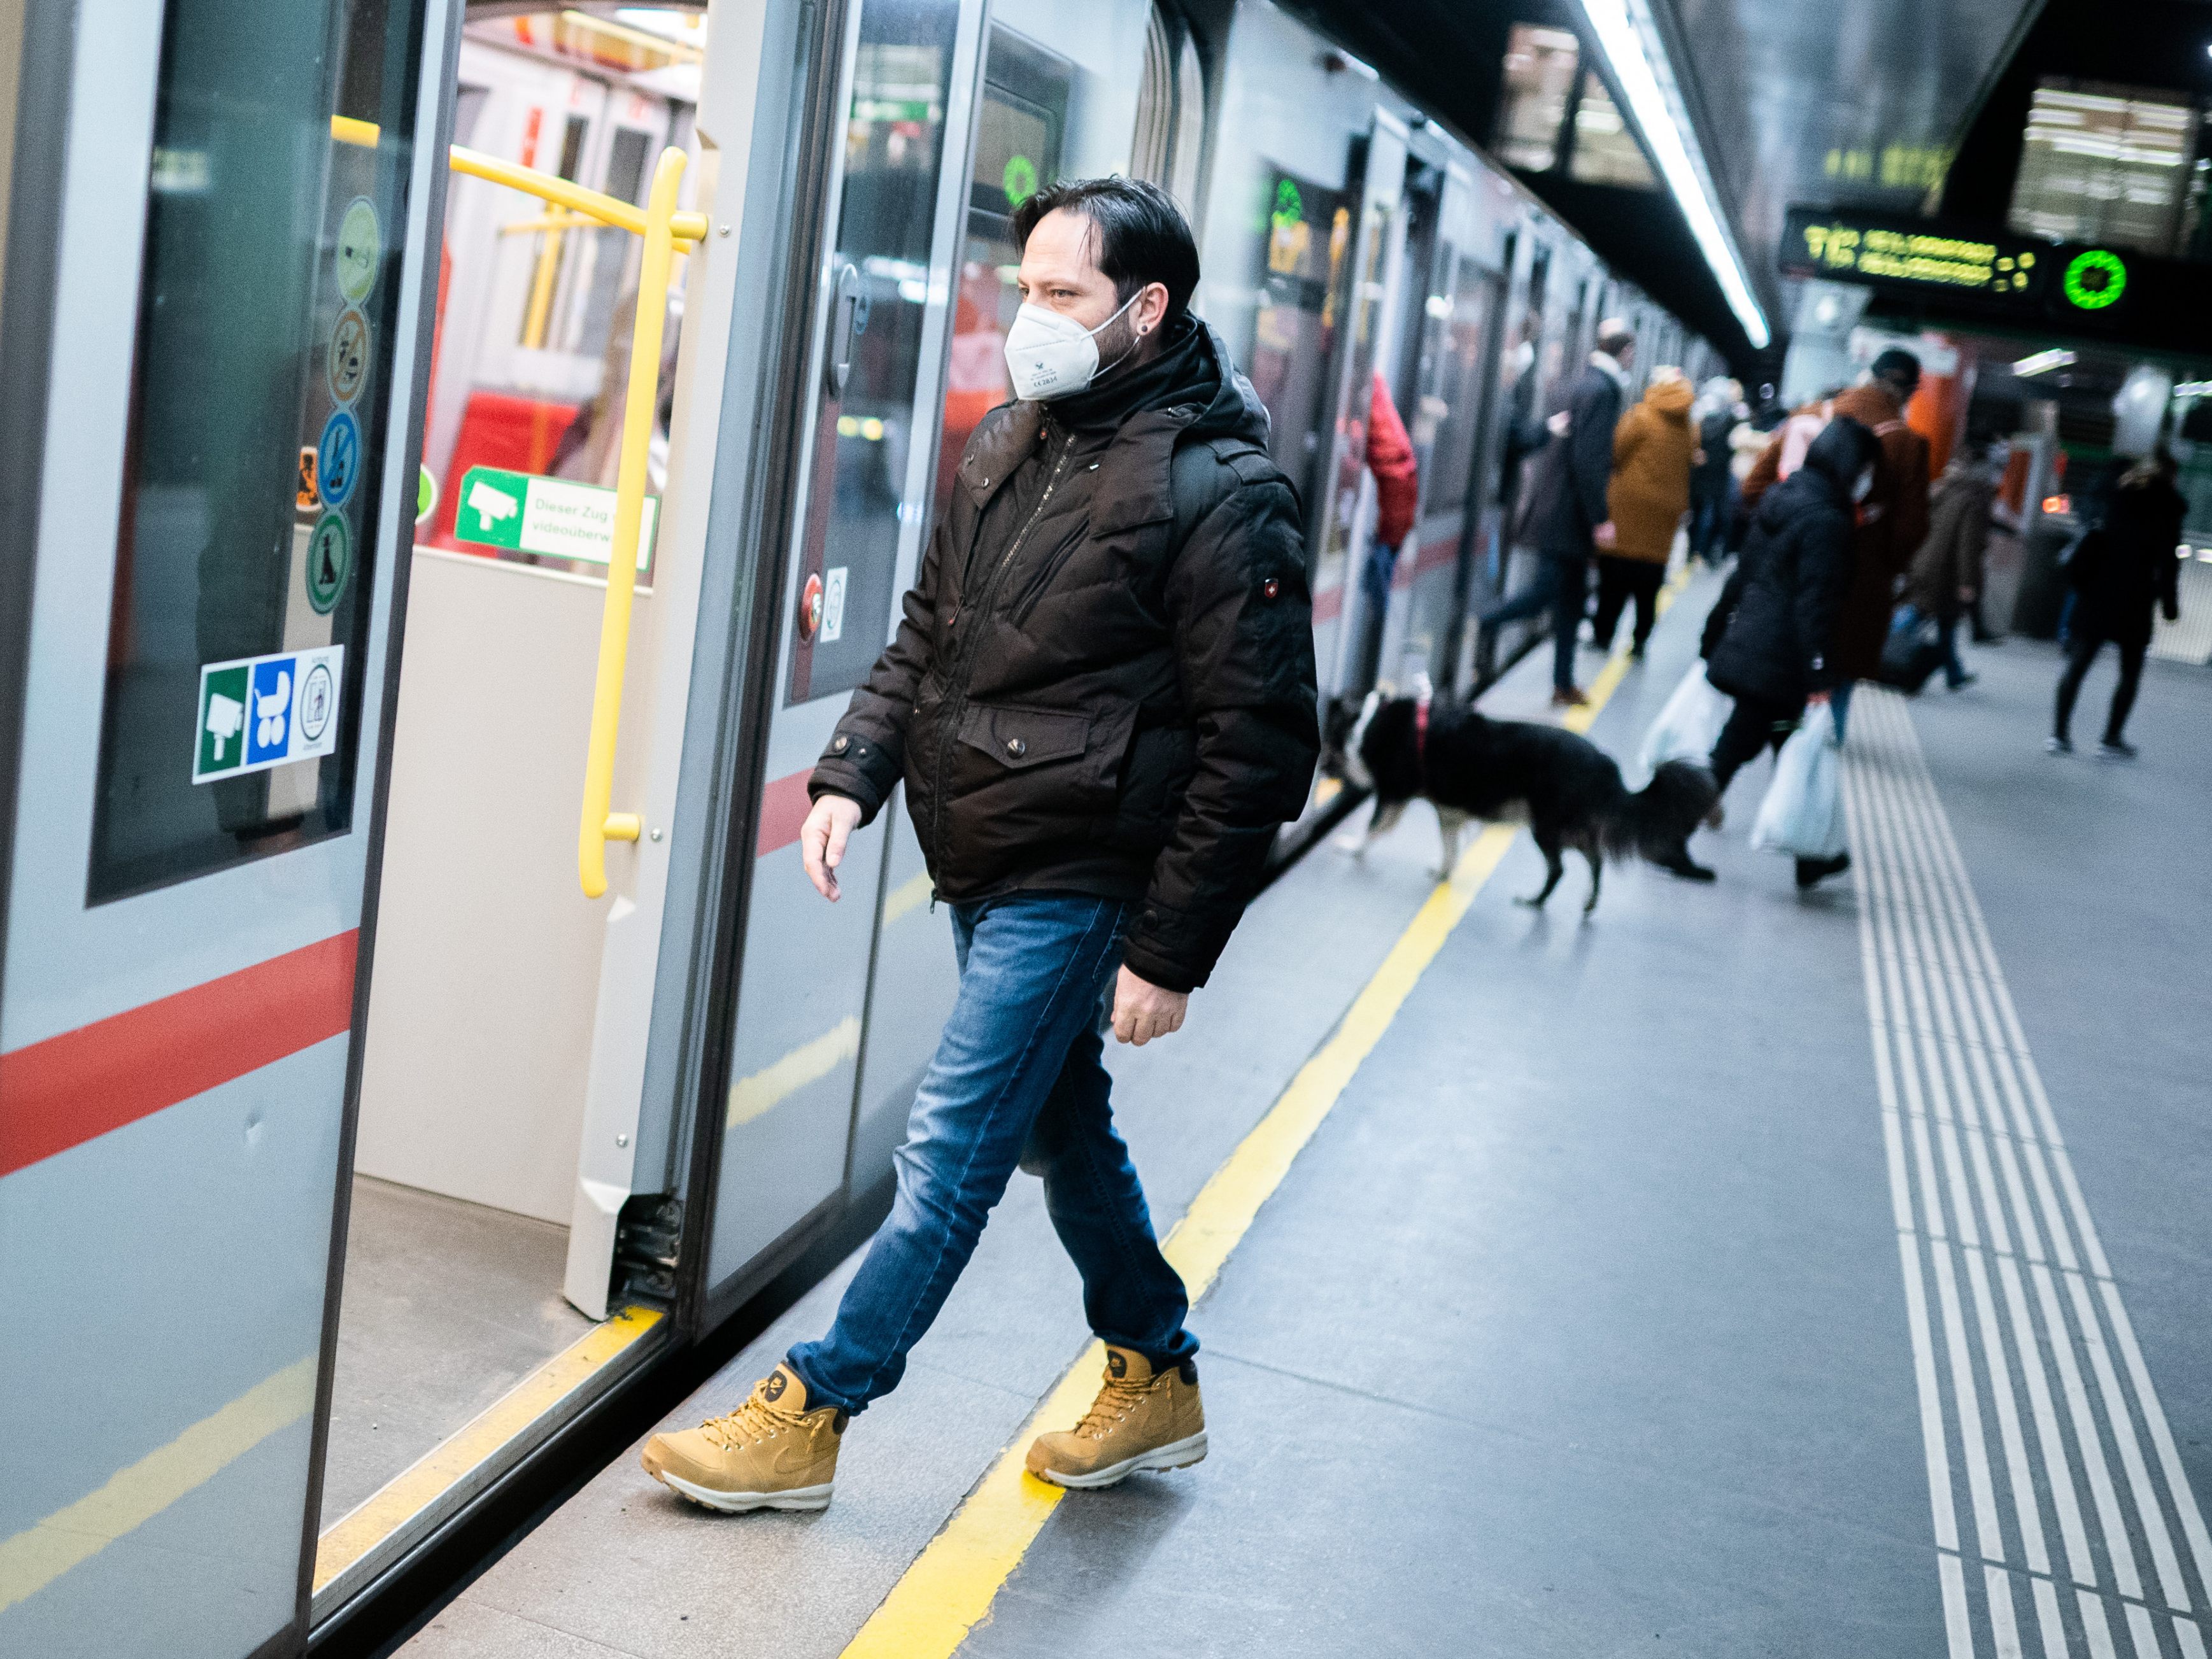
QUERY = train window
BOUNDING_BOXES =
[1246,168,1351,504]
[931,29,1070,529]
[1420,258,1501,518]
[1493,24,1579,174]
[1131,3,1206,212]
[87,0,423,903]
[575,128,653,362]
[784,0,961,704]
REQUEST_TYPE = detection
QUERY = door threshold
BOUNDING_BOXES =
[311,1304,666,1616]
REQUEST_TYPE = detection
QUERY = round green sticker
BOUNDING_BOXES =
[2062,248,2127,311]
[336,197,381,304]
[416,463,438,524]
[1003,154,1039,209]
[307,512,353,614]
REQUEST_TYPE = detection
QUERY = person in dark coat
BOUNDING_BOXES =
[1702,416,1883,887]
[1740,349,1930,737]
[1478,319,1636,706]
[642,178,1318,1512]
[1689,378,1741,565]
[1900,448,1996,690]
[2050,449,2184,758]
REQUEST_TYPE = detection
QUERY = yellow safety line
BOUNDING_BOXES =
[0,1357,318,1614]
[837,575,1685,1657]
[313,1306,662,1593]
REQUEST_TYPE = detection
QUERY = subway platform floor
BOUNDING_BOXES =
[402,575,2212,1658]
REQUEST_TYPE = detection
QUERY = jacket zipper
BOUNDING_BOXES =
[930,425,1075,874]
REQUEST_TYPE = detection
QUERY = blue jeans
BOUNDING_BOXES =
[786,893,1196,1414]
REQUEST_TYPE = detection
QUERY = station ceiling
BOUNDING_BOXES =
[1654,0,2041,325]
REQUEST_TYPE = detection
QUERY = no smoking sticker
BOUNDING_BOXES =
[306,513,352,614]
[336,197,380,304]
[329,309,369,404]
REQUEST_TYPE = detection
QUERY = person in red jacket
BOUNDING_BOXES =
[1354,371,1420,687]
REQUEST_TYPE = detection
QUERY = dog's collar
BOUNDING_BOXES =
[1414,692,1431,787]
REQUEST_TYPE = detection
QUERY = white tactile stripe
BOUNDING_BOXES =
[1842,687,2210,1658]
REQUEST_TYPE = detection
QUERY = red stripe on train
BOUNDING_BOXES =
[756,768,816,858]
[0,930,360,1179]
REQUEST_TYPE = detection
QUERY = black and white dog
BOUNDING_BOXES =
[1324,689,1719,913]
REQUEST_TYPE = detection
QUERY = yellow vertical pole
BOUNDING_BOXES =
[521,223,565,349]
[578,147,685,898]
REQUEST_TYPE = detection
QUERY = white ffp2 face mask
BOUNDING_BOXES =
[1002,290,1141,402]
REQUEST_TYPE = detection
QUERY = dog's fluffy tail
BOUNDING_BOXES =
[1604,759,1720,863]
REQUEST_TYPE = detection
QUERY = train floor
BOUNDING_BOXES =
[323,1178,592,1527]
[400,569,2212,1658]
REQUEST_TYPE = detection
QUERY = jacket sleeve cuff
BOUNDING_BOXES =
[807,761,886,825]
[1117,937,1200,996]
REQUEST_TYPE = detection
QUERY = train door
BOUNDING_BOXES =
[695,0,984,1311]
[0,0,448,1653]
[1308,109,1408,703]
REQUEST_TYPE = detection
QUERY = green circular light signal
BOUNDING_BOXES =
[2062,248,2127,311]
[1002,154,1039,209]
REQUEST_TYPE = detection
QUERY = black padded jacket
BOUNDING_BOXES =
[1703,417,1878,705]
[806,316,1319,992]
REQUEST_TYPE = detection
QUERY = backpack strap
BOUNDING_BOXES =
[1166,437,1287,554]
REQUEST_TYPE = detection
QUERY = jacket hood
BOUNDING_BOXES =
[1800,416,1878,501]
[1641,376,1694,420]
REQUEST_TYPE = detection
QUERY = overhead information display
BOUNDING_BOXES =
[1780,208,2048,302]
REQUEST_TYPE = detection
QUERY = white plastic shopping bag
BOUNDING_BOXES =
[1749,702,1847,860]
[1638,662,1733,772]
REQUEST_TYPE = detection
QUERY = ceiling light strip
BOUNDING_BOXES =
[1574,0,1770,349]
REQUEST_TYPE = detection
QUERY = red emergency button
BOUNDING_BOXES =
[799,572,824,639]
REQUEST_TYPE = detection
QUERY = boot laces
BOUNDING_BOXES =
[1075,1374,1156,1441]
[700,1393,798,1451]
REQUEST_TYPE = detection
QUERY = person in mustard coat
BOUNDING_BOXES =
[1593,368,1695,656]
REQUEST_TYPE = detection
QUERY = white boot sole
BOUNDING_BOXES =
[1032,1430,1208,1490]
[651,1469,834,1513]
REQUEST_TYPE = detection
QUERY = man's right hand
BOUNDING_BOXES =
[800,793,864,901]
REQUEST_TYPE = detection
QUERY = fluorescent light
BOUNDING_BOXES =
[2013,348,2078,377]
[1573,0,1769,349]
[2174,378,2212,397]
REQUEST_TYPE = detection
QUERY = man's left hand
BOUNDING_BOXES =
[1112,967,1188,1047]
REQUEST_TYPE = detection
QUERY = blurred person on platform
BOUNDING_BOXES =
[1899,439,1997,691]
[1740,348,1931,739]
[1593,367,1696,657]
[2050,449,2184,759]
[1689,376,1743,565]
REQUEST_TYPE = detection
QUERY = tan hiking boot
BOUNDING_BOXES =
[640,1363,844,1512]
[1026,1346,1207,1490]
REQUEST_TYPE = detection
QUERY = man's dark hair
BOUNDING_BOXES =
[1010,175,1201,322]
[1870,347,1922,393]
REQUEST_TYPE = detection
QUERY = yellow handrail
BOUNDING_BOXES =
[446,141,695,897]
[576,146,684,897]
[449,145,707,245]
